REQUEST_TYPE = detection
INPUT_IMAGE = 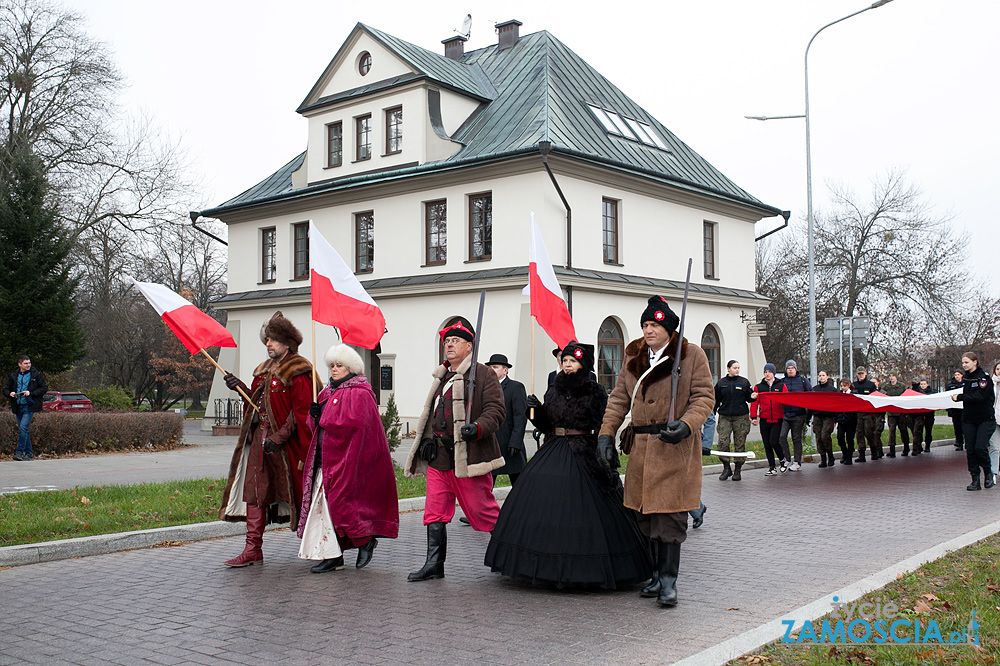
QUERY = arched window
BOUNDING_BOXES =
[597,317,624,394]
[701,325,720,385]
[438,316,473,365]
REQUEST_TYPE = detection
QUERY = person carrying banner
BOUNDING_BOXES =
[218,312,317,567]
[852,367,879,462]
[597,295,714,608]
[713,360,757,481]
[881,371,910,457]
[952,352,995,491]
[404,322,506,581]
[811,370,839,468]
[779,360,812,470]
[946,370,966,450]
[751,363,787,474]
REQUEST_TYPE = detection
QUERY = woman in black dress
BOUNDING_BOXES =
[484,341,652,588]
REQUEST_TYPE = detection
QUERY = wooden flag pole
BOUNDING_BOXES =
[199,348,260,416]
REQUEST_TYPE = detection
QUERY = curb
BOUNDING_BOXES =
[0,485,513,568]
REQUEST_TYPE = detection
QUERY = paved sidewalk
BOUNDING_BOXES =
[1,445,996,665]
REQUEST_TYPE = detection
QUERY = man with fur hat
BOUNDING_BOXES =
[598,295,714,608]
[404,321,506,581]
[218,311,318,567]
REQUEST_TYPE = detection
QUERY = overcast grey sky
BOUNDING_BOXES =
[67,0,999,289]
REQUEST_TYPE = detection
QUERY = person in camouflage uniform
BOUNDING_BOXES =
[881,371,910,457]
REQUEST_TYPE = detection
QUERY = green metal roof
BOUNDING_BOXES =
[207,26,780,217]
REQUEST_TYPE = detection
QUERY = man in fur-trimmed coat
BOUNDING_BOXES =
[218,311,318,568]
[598,296,714,608]
[404,322,506,581]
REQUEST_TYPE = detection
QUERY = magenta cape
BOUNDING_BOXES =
[297,375,399,540]
[759,388,961,414]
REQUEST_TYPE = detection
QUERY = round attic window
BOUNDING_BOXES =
[358,52,372,76]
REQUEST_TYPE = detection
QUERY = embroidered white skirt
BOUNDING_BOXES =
[297,478,343,561]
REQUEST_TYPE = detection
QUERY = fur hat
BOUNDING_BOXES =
[640,295,679,333]
[323,344,364,376]
[264,311,303,353]
[439,322,475,343]
[560,341,595,373]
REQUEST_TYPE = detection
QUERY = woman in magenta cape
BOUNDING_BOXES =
[297,344,399,572]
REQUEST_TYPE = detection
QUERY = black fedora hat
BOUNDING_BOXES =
[485,353,512,368]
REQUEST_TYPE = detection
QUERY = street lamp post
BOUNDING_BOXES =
[748,0,893,382]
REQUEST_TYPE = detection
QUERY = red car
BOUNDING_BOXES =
[42,392,94,412]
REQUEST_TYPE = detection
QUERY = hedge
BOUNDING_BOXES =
[0,411,184,456]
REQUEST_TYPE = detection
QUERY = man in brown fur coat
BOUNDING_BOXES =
[404,322,506,581]
[218,312,317,567]
[598,296,714,607]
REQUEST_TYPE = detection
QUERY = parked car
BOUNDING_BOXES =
[42,392,94,412]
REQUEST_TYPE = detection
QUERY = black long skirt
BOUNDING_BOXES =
[484,436,652,589]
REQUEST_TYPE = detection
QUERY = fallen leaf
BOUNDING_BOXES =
[921,593,940,601]
[896,573,904,579]
[942,601,952,610]
[913,600,932,614]
[79,496,90,505]
[727,607,740,611]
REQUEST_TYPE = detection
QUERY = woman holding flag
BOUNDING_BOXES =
[297,344,398,572]
[484,341,652,589]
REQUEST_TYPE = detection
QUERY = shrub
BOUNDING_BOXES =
[79,385,135,410]
[381,393,401,452]
[0,411,183,456]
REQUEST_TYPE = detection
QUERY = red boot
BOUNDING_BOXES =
[224,504,265,567]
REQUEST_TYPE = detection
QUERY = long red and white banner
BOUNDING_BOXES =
[760,388,962,414]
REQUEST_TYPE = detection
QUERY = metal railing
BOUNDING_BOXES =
[213,398,244,427]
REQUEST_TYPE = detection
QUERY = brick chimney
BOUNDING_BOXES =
[442,35,467,60]
[496,20,522,50]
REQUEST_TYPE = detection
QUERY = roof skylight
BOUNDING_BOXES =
[587,104,670,152]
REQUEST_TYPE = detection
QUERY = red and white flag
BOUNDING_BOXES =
[309,220,385,349]
[761,387,962,414]
[527,214,576,348]
[131,280,235,354]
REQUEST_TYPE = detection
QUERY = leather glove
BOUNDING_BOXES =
[658,420,691,444]
[526,394,542,410]
[418,437,437,463]
[263,438,283,454]
[460,423,480,442]
[596,434,617,466]
[309,402,322,424]
[224,372,248,393]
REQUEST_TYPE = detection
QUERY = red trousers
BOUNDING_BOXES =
[424,467,499,531]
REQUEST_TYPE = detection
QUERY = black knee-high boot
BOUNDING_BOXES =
[640,541,660,598]
[656,542,681,607]
[407,522,447,581]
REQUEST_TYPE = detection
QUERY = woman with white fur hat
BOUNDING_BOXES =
[296,343,399,572]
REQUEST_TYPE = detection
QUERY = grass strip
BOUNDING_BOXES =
[731,531,1000,664]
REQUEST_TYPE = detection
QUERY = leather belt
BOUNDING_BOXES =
[630,423,670,435]
[553,428,594,436]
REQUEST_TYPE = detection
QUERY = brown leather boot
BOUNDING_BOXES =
[224,505,265,567]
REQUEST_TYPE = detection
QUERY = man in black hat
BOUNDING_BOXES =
[486,354,528,487]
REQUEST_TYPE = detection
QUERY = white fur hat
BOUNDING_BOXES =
[324,344,364,375]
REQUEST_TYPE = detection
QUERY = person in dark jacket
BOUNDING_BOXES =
[811,370,839,468]
[945,370,965,450]
[911,380,936,453]
[486,354,528,486]
[852,367,879,462]
[752,363,786,474]
[836,379,856,465]
[5,356,47,461]
[713,360,757,481]
[952,352,995,491]
[881,371,909,457]
[779,360,812,470]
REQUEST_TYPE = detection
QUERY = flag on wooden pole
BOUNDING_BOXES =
[527,214,576,348]
[309,220,386,349]
[131,279,235,354]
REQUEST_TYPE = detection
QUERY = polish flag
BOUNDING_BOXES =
[309,220,386,349]
[131,280,236,354]
[527,214,576,348]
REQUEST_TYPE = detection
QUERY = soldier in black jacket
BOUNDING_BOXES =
[945,371,965,450]
[852,367,879,462]
[953,352,995,491]
[714,360,757,481]
[836,379,856,465]
[811,371,839,468]
[911,380,935,453]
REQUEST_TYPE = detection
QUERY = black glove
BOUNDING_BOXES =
[418,437,437,463]
[526,394,542,410]
[658,420,691,444]
[224,372,246,392]
[596,434,617,466]
[460,423,480,442]
[263,438,283,454]
[309,402,322,425]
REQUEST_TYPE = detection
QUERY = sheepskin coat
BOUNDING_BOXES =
[599,335,715,514]
[405,353,506,479]
[296,374,399,541]
[219,352,317,525]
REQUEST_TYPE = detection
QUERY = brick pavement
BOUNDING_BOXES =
[1,448,997,666]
